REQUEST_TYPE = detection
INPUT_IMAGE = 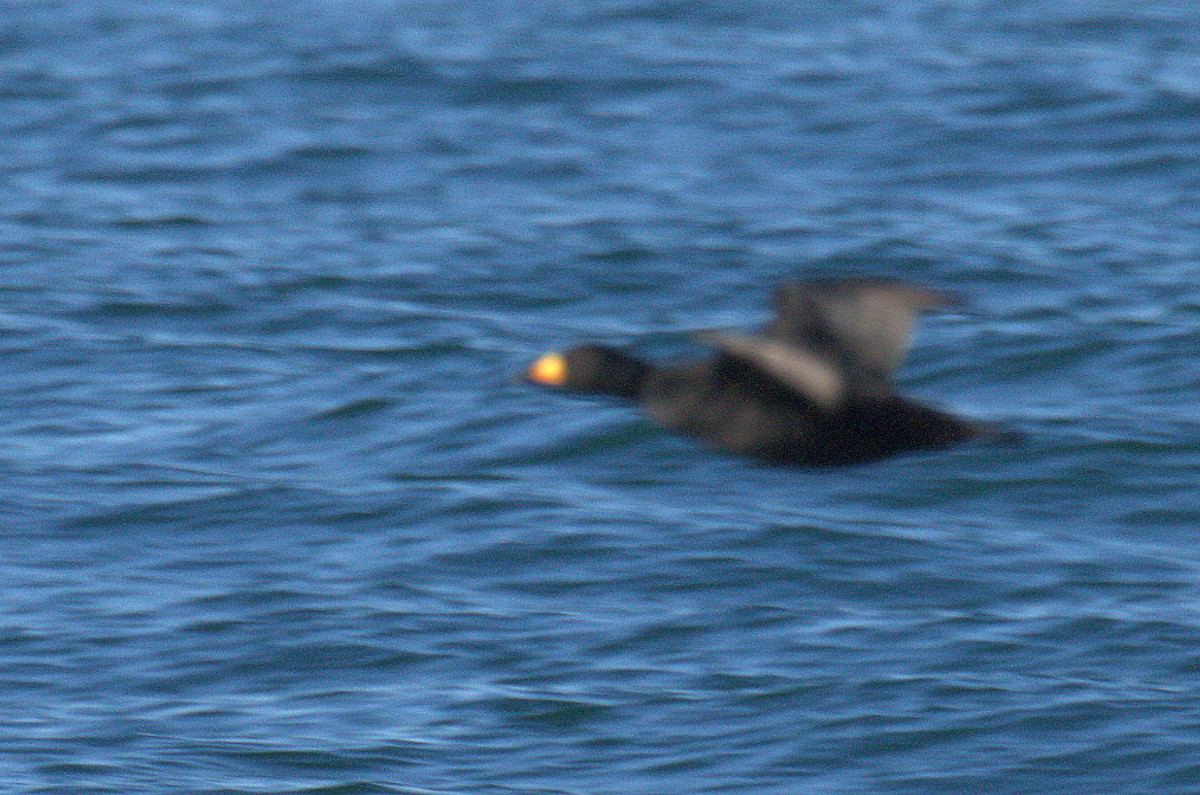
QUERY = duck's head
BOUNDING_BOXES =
[525,345,650,399]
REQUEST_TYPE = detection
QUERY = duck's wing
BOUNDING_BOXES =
[697,279,957,409]
[696,330,846,410]
[769,278,958,380]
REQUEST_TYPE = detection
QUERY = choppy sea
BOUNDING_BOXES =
[3,1,1200,793]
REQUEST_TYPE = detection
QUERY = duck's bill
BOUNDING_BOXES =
[526,352,568,386]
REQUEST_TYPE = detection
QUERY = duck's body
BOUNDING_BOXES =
[526,278,995,467]
[643,359,974,466]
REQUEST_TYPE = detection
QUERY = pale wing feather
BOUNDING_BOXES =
[818,287,915,375]
[773,280,954,377]
[697,331,845,410]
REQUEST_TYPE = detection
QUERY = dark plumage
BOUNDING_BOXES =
[526,278,999,466]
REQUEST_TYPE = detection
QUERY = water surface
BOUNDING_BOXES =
[2,2,1200,793]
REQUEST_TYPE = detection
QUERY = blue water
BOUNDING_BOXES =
[3,1,1200,792]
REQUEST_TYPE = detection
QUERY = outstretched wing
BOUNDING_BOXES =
[696,330,846,410]
[770,279,957,379]
[699,279,957,409]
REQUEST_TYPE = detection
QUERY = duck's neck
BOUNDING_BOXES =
[599,351,652,399]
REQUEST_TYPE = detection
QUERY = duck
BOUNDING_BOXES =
[525,278,997,466]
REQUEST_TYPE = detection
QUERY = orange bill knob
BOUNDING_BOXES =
[526,352,568,386]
